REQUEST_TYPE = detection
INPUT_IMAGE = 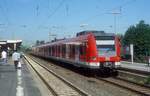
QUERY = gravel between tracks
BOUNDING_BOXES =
[29,55,141,96]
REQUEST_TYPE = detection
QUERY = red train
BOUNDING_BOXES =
[31,31,121,74]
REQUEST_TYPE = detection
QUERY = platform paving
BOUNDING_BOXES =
[0,58,42,96]
[121,61,150,72]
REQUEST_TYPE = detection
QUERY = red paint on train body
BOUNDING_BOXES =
[31,31,121,69]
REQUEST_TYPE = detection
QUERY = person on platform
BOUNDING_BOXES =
[12,50,21,70]
[1,50,7,64]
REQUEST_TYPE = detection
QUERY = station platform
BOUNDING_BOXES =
[0,58,45,96]
[121,61,150,72]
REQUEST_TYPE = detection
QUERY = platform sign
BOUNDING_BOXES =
[130,44,133,55]
[130,44,134,64]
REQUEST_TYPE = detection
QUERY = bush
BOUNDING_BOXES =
[145,76,150,85]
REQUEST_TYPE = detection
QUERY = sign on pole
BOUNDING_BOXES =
[130,44,134,64]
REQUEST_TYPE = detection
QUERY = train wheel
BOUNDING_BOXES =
[111,70,118,77]
[79,68,93,77]
[98,68,112,77]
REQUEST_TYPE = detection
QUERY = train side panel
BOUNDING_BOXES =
[31,32,121,70]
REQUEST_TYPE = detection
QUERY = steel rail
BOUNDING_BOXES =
[23,55,90,96]
[117,67,150,75]
[24,55,58,96]
[96,77,150,96]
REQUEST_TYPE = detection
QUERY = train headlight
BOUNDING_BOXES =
[115,62,121,68]
[92,57,96,60]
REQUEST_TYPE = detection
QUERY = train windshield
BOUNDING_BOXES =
[97,45,116,57]
[95,35,116,57]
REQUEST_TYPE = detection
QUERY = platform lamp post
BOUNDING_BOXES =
[145,48,150,66]
[130,44,134,64]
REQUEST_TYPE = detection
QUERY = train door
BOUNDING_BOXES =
[79,42,86,61]
[66,44,69,59]
[75,45,80,61]
[62,45,65,58]
[72,45,75,59]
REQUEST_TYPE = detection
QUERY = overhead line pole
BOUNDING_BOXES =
[111,12,121,34]
[110,7,121,34]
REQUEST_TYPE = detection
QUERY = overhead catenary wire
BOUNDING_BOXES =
[36,4,39,16]
[35,0,40,17]
[47,0,65,19]
[34,0,66,38]
[80,0,137,23]
[0,0,11,39]
[65,4,69,16]
[34,0,136,41]
[35,0,65,27]
[0,1,10,26]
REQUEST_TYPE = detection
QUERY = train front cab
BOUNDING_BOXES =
[84,33,121,75]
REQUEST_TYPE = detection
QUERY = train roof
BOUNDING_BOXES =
[76,30,115,37]
[34,33,92,48]
[33,30,116,48]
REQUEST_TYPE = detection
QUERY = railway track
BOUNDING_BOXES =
[23,55,90,96]
[26,55,150,96]
[118,67,150,76]
[96,77,150,96]
[117,67,150,88]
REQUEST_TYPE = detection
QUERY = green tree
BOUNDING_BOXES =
[36,40,40,45]
[123,20,150,62]
[40,40,45,44]
[35,40,45,45]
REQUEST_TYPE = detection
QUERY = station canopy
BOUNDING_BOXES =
[0,40,22,51]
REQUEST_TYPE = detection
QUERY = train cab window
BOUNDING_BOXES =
[97,45,116,57]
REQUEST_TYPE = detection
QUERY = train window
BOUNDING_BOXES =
[80,45,83,55]
[72,45,75,56]
[49,46,51,55]
[50,46,52,56]
[80,44,86,55]
[52,46,54,56]
[55,45,57,56]
[55,46,57,56]
[58,46,60,56]
[62,45,66,57]
[69,45,71,54]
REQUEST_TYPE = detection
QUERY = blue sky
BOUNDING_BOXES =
[0,0,150,45]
